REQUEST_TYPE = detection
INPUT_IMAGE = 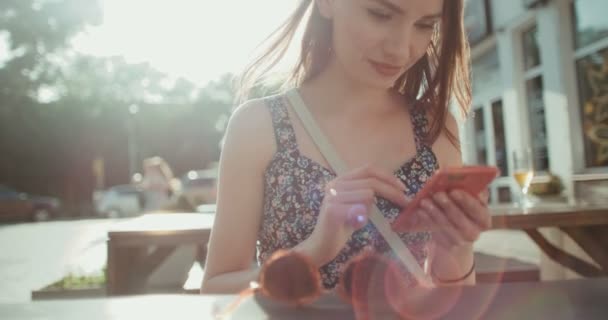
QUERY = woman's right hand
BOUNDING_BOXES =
[299,165,411,266]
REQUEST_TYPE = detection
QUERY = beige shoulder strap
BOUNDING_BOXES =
[285,88,434,287]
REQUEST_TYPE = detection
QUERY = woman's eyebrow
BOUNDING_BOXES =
[370,0,442,20]
[370,0,405,14]
[420,13,442,20]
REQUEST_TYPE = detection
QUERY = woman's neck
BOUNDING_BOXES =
[300,59,402,121]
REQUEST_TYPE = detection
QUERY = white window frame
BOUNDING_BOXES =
[471,96,512,204]
[514,20,551,176]
[468,41,512,203]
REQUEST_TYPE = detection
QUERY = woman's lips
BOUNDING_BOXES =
[369,60,403,77]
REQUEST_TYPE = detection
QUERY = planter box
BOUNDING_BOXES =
[31,285,106,300]
[31,273,107,300]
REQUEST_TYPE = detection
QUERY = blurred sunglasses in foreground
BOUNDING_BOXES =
[214,249,466,319]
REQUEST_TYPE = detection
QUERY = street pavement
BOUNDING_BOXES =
[0,218,118,303]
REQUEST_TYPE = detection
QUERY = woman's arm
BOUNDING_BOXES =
[200,99,275,294]
[429,112,477,286]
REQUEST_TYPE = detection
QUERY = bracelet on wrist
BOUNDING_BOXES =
[431,260,475,284]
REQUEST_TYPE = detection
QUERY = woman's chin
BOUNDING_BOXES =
[342,69,401,91]
[364,78,399,91]
[364,71,403,89]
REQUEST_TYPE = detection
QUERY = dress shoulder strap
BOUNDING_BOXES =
[265,95,298,153]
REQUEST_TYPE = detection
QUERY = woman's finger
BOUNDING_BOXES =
[323,202,369,230]
[333,179,376,192]
[331,189,375,207]
[346,204,369,229]
[478,189,490,205]
[416,205,462,244]
[403,207,436,232]
[431,193,481,243]
[450,190,492,230]
[362,177,410,207]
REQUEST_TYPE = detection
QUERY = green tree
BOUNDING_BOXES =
[0,1,278,216]
[0,0,102,101]
[0,0,103,208]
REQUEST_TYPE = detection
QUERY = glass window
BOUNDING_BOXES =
[525,76,550,171]
[575,47,608,167]
[497,186,512,203]
[491,100,508,177]
[473,108,487,165]
[523,26,541,70]
[572,0,608,49]
[464,0,492,45]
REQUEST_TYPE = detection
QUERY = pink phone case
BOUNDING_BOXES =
[391,166,499,232]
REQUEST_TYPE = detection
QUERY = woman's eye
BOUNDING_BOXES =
[367,9,392,21]
[416,23,436,31]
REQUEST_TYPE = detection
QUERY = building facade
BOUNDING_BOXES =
[461,0,607,280]
[462,0,608,204]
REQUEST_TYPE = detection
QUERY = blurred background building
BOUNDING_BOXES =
[461,0,607,280]
[461,0,608,205]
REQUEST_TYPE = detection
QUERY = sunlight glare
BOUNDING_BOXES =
[73,0,299,85]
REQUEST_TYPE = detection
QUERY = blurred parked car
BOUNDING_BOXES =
[94,184,143,218]
[195,204,217,215]
[179,169,218,207]
[0,184,61,222]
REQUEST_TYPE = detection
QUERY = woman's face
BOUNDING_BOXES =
[321,0,443,89]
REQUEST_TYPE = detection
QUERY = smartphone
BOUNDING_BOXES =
[391,166,499,232]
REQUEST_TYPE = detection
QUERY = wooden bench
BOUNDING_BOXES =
[107,213,214,295]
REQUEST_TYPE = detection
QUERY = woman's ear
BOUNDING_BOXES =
[315,0,335,19]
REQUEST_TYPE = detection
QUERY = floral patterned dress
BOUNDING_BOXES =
[256,93,439,289]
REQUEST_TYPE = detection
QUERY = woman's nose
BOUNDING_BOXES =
[383,26,413,64]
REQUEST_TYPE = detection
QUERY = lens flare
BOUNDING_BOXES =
[258,250,323,306]
[337,252,398,318]
[385,260,462,320]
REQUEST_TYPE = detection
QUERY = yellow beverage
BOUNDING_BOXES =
[513,171,534,189]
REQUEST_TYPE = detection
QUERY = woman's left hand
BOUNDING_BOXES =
[409,189,492,250]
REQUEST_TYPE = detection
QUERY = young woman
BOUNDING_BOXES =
[201,0,491,294]
[140,157,180,212]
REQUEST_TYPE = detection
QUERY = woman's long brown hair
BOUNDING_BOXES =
[237,0,471,148]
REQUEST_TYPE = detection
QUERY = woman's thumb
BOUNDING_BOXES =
[346,204,368,229]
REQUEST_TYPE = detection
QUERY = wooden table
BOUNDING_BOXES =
[490,203,608,277]
[3,278,607,319]
[104,204,608,294]
[106,213,215,295]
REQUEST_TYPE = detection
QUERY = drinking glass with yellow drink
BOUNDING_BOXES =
[513,148,534,208]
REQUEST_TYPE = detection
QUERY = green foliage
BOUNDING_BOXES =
[0,0,102,52]
[46,271,106,290]
[530,172,565,196]
[0,0,102,101]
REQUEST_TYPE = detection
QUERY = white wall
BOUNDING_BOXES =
[490,0,526,30]
[535,0,577,199]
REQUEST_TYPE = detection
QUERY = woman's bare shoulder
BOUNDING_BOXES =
[430,110,463,168]
[222,96,280,166]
